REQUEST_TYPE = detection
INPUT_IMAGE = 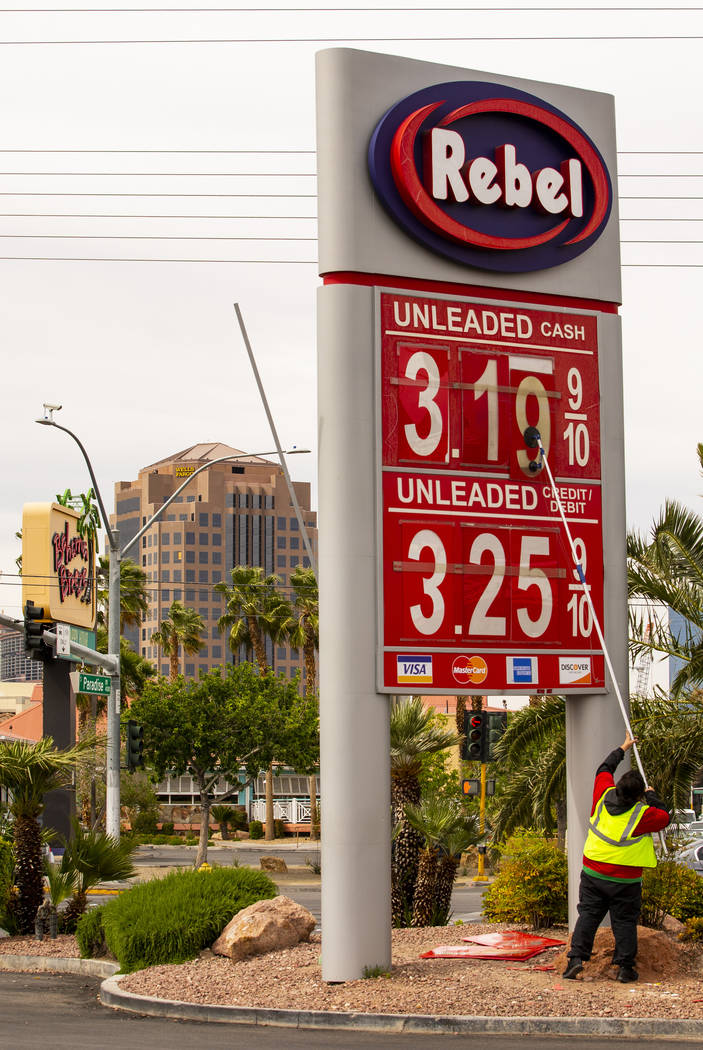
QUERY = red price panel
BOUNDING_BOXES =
[378,290,605,694]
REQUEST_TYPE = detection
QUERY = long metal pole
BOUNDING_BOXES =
[106,537,121,838]
[234,303,318,576]
[528,430,648,781]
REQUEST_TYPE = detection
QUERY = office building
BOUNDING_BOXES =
[112,443,318,684]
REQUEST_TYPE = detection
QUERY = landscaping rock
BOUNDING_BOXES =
[260,856,288,874]
[211,895,315,961]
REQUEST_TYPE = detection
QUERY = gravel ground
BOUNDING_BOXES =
[118,923,703,1021]
[3,923,703,1020]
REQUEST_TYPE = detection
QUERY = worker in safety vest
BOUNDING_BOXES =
[563,731,670,983]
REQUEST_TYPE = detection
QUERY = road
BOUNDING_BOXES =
[3,973,698,1050]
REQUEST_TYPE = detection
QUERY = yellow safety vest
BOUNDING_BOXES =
[583,787,657,869]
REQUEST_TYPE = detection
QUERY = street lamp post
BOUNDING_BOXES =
[35,410,308,839]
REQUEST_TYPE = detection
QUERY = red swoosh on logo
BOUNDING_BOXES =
[389,98,608,250]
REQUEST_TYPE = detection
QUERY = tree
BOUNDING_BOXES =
[128,663,319,868]
[491,696,567,848]
[151,600,205,681]
[628,454,703,696]
[404,795,479,926]
[288,567,320,837]
[390,697,460,927]
[59,822,137,930]
[215,566,295,840]
[0,737,90,933]
[97,555,149,633]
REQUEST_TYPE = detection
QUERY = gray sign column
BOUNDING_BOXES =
[318,283,392,981]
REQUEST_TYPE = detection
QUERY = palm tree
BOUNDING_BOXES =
[404,796,480,926]
[151,601,205,680]
[390,697,460,927]
[60,822,137,930]
[0,737,90,933]
[288,567,320,837]
[215,566,293,840]
[97,555,149,633]
[628,463,703,696]
[491,696,567,848]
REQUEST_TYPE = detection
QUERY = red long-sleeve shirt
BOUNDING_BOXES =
[582,747,671,883]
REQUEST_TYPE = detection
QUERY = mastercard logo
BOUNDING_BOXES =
[452,655,488,685]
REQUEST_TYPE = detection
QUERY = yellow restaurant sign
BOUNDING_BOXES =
[22,502,96,629]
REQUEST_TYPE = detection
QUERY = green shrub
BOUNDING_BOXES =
[642,860,703,928]
[76,906,108,958]
[482,830,567,929]
[131,812,159,836]
[97,866,276,972]
[680,916,703,942]
[273,819,286,838]
[184,836,198,846]
[249,820,264,840]
[160,822,175,836]
[0,837,14,930]
[233,807,248,830]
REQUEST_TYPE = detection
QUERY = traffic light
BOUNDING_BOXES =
[126,720,144,772]
[485,711,508,763]
[462,710,486,762]
[23,600,53,662]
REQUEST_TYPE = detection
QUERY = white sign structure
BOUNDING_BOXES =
[317,48,626,982]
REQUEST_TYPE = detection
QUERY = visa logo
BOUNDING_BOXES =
[397,655,433,684]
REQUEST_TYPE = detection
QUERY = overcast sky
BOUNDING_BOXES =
[1,2,702,618]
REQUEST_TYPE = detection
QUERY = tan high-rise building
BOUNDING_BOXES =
[112,443,317,686]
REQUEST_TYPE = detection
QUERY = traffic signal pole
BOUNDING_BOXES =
[474,763,489,883]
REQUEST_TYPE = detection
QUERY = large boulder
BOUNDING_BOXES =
[260,855,288,874]
[212,895,316,961]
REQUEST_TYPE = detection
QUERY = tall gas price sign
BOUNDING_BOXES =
[316,48,624,981]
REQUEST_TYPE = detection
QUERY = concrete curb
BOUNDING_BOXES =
[0,955,118,978]
[99,974,703,1038]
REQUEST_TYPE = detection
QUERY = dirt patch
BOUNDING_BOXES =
[554,925,697,982]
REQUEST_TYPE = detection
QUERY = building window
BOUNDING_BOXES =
[161,664,169,675]
[185,550,195,563]
[161,533,170,545]
[166,514,176,522]
[277,647,287,660]
[290,537,300,550]
[199,571,208,583]
[290,518,299,530]
[290,556,299,568]
[162,589,170,601]
[186,589,195,602]
[185,532,195,544]
[277,555,286,568]
[277,517,286,529]
[198,533,209,546]
[212,533,221,546]
[173,589,182,601]
[175,551,183,562]
[212,552,222,565]
[162,570,170,582]
[199,608,208,620]
[199,589,208,602]
[173,532,182,543]
[212,571,222,582]
[212,645,222,659]
[277,536,286,549]
[211,625,219,638]
[185,663,195,676]
[212,513,222,527]
[198,551,208,564]
[303,557,311,568]
[142,555,147,566]
[185,570,195,583]
[162,551,170,563]
[199,512,209,526]
[173,571,182,583]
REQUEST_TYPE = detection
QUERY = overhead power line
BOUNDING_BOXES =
[0,35,703,44]
[4,6,703,12]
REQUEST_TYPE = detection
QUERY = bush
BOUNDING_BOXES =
[0,838,14,930]
[681,916,703,942]
[131,812,159,836]
[160,822,175,836]
[76,906,108,958]
[233,807,248,830]
[641,860,703,928]
[482,831,568,929]
[89,866,276,972]
[249,820,264,840]
[273,819,286,838]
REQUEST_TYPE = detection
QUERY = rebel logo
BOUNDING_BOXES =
[368,81,613,273]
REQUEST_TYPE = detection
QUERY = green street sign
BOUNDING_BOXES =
[74,671,111,696]
[58,626,97,662]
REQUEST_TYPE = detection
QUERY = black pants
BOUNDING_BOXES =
[568,871,642,968]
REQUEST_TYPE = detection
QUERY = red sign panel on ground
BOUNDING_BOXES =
[378,290,606,694]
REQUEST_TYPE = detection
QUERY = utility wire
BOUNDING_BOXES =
[0,35,703,43]
[5,6,703,11]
